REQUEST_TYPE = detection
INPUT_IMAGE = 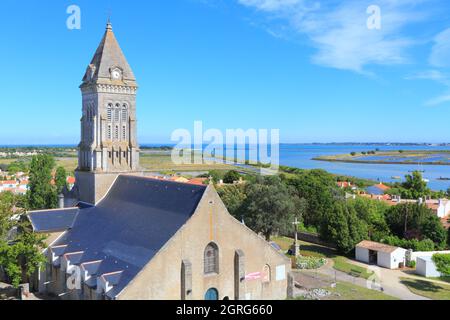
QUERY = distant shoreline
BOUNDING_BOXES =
[312,158,450,166]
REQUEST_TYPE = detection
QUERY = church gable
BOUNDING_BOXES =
[117,185,290,300]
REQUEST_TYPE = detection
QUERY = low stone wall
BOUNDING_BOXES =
[0,284,18,300]
[287,231,336,249]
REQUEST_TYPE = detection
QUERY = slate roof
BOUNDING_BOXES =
[50,175,207,299]
[81,22,136,86]
[29,208,79,233]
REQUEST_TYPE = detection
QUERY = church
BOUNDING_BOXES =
[27,22,292,300]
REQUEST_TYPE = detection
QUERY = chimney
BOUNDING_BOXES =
[58,193,65,209]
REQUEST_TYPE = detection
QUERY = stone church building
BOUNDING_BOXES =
[27,22,292,300]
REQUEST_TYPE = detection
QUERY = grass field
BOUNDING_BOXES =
[271,236,374,279]
[325,282,397,300]
[400,277,450,300]
[1,152,240,175]
[314,150,450,166]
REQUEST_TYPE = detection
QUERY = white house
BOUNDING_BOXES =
[416,256,442,278]
[356,240,407,269]
[436,199,450,218]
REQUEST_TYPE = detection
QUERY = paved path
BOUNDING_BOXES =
[297,258,430,300]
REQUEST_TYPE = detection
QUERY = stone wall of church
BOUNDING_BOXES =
[118,186,291,300]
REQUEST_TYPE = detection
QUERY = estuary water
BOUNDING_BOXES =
[276,144,450,191]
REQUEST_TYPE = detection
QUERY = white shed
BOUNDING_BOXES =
[356,240,407,269]
[416,256,441,278]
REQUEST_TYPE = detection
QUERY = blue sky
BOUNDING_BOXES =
[1,0,450,144]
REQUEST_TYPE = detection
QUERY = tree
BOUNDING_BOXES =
[285,169,338,228]
[385,203,446,249]
[0,193,47,287]
[432,254,450,276]
[320,201,368,253]
[27,154,57,210]
[347,197,390,241]
[55,166,68,193]
[420,216,447,249]
[217,184,247,218]
[241,176,300,241]
[223,170,241,184]
[401,171,430,199]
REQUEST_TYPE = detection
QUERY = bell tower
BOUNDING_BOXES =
[75,22,141,204]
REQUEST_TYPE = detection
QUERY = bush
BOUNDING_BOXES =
[382,236,435,251]
[432,254,450,276]
[296,256,327,270]
[407,260,416,268]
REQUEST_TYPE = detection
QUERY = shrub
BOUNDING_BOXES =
[432,254,450,276]
[296,256,327,270]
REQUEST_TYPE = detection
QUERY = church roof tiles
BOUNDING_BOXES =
[32,175,207,299]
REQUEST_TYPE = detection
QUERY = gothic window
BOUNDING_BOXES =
[107,125,112,140]
[114,104,120,122]
[204,242,219,275]
[122,104,128,122]
[114,125,119,140]
[107,104,113,122]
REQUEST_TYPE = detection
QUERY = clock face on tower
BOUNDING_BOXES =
[111,68,122,80]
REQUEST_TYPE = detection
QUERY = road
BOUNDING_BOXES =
[297,258,432,300]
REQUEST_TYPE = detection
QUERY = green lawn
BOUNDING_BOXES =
[400,277,450,300]
[272,236,374,279]
[326,282,397,300]
[1,153,241,175]
[333,256,375,280]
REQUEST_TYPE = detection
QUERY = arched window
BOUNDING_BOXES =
[204,242,219,275]
[114,104,120,122]
[107,104,113,122]
[115,125,119,140]
[122,104,128,122]
[107,125,112,140]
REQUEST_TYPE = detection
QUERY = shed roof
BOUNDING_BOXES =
[356,240,402,254]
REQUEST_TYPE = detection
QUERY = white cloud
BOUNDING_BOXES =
[237,0,434,74]
[425,93,450,106]
[429,28,450,68]
[406,70,449,84]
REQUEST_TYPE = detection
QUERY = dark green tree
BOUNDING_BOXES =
[0,193,47,287]
[385,203,446,249]
[223,170,241,184]
[285,169,338,228]
[241,176,300,241]
[27,154,57,210]
[55,166,68,193]
[320,201,368,253]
